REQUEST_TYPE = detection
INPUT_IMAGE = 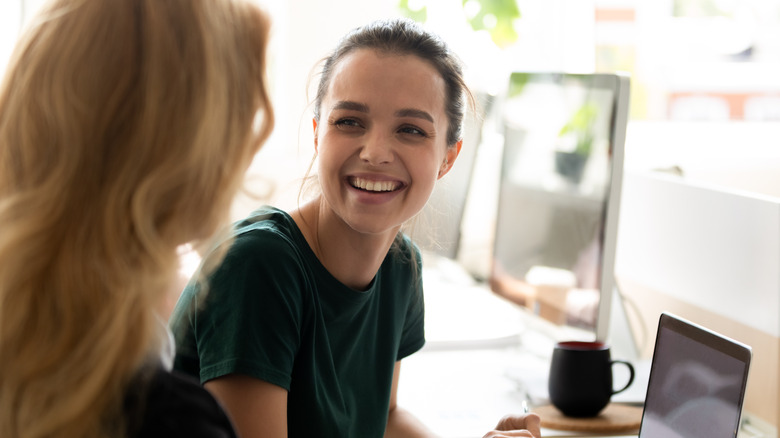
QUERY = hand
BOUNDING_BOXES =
[482,413,542,438]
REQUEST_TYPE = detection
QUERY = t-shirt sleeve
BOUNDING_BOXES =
[190,230,306,390]
[396,242,426,360]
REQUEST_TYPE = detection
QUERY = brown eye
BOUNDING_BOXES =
[398,125,427,137]
[334,118,362,129]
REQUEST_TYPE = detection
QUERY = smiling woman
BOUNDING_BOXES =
[312,49,452,245]
[168,17,541,438]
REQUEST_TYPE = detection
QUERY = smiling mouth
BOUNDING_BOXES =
[349,176,402,192]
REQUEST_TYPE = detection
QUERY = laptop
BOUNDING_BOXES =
[588,312,752,438]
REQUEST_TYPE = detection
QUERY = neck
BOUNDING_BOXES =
[292,198,399,290]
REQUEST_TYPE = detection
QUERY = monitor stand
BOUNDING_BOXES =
[608,284,640,361]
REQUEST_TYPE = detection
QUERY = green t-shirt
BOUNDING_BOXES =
[169,206,426,437]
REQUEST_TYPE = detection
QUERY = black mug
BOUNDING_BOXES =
[548,341,635,417]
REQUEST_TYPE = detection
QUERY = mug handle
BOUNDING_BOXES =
[611,360,635,395]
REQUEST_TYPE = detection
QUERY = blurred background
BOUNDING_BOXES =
[3,0,779,215]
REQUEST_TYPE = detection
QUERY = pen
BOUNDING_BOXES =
[522,400,529,414]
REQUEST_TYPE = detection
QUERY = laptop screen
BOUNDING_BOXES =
[639,313,752,438]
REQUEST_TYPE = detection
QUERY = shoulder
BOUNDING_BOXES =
[376,233,423,300]
[128,368,236,438]
[194,206,305,279]
[227,206,305,262]
[386,233,423,272]
[195,206,313,312]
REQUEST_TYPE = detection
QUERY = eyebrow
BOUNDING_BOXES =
[331,101,434,123]
[332,101,369,113]
[395,108,434,123]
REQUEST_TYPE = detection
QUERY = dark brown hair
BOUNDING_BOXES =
[313,17,472,147]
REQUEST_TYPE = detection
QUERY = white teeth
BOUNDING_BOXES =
[351,177,398,192]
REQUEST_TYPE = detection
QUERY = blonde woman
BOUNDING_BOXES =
[0,0,273,437]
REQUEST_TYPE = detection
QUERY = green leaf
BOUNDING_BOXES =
[508,72,531,97]
[462,0,521,48]
[558,102,600,155]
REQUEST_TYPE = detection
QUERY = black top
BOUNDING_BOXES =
[125,366,237,438]
[170,206,426,437]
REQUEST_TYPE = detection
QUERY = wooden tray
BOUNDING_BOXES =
[533,403,643,433]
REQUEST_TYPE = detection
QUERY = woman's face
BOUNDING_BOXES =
[314,49,460,238]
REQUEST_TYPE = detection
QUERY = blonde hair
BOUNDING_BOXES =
[0,0,273,437]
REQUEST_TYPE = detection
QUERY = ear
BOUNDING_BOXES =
[437,139,462,179]
[312,118,319,153]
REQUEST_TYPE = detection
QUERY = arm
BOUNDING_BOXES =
[205,374,288,438]
[384,361,439,438]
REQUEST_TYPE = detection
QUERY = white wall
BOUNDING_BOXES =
[623,121,780,200]
[0,1,22,80]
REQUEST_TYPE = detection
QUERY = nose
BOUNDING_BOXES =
[359,131,394,165]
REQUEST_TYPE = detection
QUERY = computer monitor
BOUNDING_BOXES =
[489,72,630,341]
